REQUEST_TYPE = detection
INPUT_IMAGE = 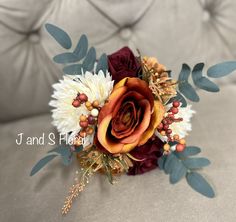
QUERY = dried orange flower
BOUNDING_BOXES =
[142,56,177,103]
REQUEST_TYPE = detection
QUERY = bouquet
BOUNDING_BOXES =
[30,24,236,215]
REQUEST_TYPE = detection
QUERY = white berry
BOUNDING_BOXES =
[91,108,99,117]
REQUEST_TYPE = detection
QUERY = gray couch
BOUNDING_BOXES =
[1,0,236,221]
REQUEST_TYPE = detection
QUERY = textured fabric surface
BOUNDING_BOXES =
[0,0,236,221]
[0,86,236,221]
[1,0,236,121]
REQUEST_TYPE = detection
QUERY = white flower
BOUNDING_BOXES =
[49,71,114,145]
[156,104,195,141]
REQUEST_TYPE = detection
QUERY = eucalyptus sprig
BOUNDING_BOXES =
[158,146,215,198]
[45,23,108,75]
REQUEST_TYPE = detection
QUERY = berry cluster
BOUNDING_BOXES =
[72,93,100,145]
[157,101,186,153]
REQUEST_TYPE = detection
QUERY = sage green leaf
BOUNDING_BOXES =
[170,160,187,184]
[63,64,82,75]
[82,47,96,72]
[74,145,83,153]
[73,34,88,61]
[178,64,199,102]
[164,153,178,174]
[192,63,219,92]
[179,82,199,102]
[175,146,201,159]
[207,61,236,78]
[168,91,187,107]
[45,23,72,49]
[53,52,80,64]
[48,146,71,157]
[48,146,72,166]
[183,157,210,169]
[178,64,191,81]
[158,155,167,170]
[96,53,108,74]
[30,154,57,176]
[186,172,215,198]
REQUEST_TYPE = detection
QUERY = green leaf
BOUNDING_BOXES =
[53,52,80,64]
[158,155,167,170]
[30,154,57,176]
[74,145,83,153]
[48,146,72,166]
[164,153,178,174]
[183,157,210,169]
[179,83,199,102]
[186,172,215,198]
[63,64,82,75]
[96,53,108,74]
[82,47,96,72]
[192,63,219,92]
[178,64,191,82]
[170,160,187,184]
[73,34,88,60]
[178,64,199,102]
[45,23,72,49]
[175,146,201,159]
[168,91,187,107]
[207,61,236,78]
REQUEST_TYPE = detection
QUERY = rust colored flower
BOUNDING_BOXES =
[97,77,165,154]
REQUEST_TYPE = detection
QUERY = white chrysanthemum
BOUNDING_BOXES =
[49,70,114,145]
[156,104,195,141]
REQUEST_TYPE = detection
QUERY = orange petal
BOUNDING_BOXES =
[120,99,151,144]
[98,86,127,124]
[113,77,128,90]
[138,100,165,146]
[97,114,124,153]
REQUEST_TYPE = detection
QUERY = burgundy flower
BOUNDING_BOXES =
[108,47,141,83]
[127,136,164,175]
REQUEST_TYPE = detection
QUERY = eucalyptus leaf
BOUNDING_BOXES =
[207,61,236,78]
[63,64,82,75]
[82,47,96,72]
[170,160,187,184]
[183,157,210,169]
[178,64,200,102]
[48,145,71,157]
[178,64,191,81]
[73,34,88,61]
[158,155,167,170]
[164,153,178,174]
[30,154,57,176]
[96,53,108,74]
[186,172,215,198]
[53,52,80,64]
[45,23,72,49]
[48,145,72,166]
[192,63,219,92]
[175,146,201,159]
[168,91,187,107]
[179,82,199,102]
[74,145,83,153]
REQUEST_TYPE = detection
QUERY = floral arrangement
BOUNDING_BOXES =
[30,24,236,215]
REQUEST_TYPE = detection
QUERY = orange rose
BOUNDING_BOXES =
[97,77,165,154]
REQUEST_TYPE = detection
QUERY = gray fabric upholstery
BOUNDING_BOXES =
[0,0,236,221]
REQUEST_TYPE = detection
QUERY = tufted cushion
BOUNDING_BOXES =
[1,0,236,122]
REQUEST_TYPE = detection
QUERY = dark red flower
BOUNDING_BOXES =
[108,47,141,83]
[127,136,164,175]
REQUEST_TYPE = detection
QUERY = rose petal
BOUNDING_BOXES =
[138,101,165,146]
[120,99,151,144]
[97,114,124,153]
